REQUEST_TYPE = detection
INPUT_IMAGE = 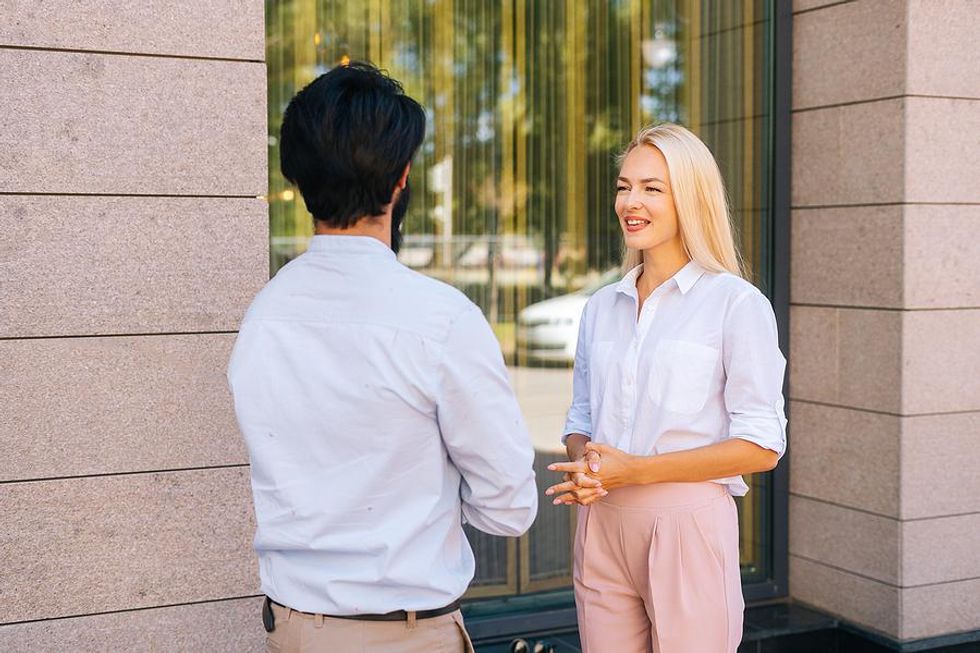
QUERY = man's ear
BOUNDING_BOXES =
[397,163,411,190]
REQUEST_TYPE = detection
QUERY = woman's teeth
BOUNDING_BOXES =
[626,219,649,226]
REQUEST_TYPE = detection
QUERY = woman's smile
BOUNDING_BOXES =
[624,216,651,232]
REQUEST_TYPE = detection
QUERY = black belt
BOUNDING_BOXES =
[265,596,460,625]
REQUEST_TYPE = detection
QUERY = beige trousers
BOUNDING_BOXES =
[265,602,475,653]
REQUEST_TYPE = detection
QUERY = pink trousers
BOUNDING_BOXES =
[573,482,744,653]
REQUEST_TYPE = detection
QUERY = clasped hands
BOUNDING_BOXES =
[545,442,637,506]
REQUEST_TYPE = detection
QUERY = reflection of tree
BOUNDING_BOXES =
[267,0,687,289]
[450,3,500,239]
[293,2,679,285]
[266,0,316,274]
[579,2,646,274]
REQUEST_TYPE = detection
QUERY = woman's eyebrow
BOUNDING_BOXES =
[617,176,666,184]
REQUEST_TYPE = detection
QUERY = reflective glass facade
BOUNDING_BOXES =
[266,0,778,612]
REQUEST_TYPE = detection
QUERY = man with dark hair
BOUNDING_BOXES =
[228,62,537,652]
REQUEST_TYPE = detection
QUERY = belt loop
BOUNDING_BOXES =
[314,613,324,628]
[406,610,417,630]
[285,607,293,623]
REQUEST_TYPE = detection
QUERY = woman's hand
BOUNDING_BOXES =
[547,442,638,504]
[581,442,638,490]
[545,447,606,506]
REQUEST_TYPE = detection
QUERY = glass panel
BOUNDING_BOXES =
[266,0,776,606]
[693,0,774,582]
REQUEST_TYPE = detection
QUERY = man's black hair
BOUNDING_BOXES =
[279,62,426,229]
[390,181,410,254]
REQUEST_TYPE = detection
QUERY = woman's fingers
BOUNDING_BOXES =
[578,490,607,506]
[551,487,608,506]
[548,460,589,474]
[545,480,580,496]
[571,471,601,488]
[551,492,580,506]
[584,449,601,473]
[572,486,608,504]
[546,472,602,497]
[546,482,608,505]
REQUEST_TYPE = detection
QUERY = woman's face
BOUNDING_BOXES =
[614,144,682,257]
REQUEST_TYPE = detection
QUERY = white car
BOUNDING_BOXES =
[516,269,620,365]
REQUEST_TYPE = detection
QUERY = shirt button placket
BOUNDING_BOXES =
[631,296,657,449]
[625,340,638,440]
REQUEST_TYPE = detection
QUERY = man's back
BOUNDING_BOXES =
[229,235,537,615]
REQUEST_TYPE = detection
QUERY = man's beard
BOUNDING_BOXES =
[390,182,411,254]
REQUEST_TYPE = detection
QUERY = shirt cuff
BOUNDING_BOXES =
[729,411,787,459]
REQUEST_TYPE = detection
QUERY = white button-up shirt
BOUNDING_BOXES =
[228,235,537,615]
[563,261,787,496]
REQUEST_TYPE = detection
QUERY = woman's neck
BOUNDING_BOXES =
[637,245,690,298]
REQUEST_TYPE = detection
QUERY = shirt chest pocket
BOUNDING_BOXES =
[649,339,719,414]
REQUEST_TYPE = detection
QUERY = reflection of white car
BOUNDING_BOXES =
[516,270,619,364]
[397,244,434,268]
[457,236,543,269]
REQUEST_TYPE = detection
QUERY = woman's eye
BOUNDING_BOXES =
[616,186,629,192]
[645,186,661,193]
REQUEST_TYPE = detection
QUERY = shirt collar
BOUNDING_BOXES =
[615,264,644,298]
[615,260,706,297]
[306,234,397,260]
[674,260,707,294]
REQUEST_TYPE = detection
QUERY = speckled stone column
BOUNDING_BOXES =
[788,0,980,646]
[0,3,269,651]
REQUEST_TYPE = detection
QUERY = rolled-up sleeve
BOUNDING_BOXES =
[562,301,593,444]
[436,305,538,537]
[722,291,787,458]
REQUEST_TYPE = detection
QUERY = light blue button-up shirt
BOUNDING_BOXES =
[228,235,537,615]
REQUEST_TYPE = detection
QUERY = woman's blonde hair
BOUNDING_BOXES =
[618,123,744,278]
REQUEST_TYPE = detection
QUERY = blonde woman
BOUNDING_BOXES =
[546,123,787,653]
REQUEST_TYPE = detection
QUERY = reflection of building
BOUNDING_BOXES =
[2,2,978,652]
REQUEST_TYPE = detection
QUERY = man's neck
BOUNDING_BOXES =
[314,215,391,248]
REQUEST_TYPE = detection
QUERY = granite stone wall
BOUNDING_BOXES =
[788,0,980,644]
[0,3,269,650]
